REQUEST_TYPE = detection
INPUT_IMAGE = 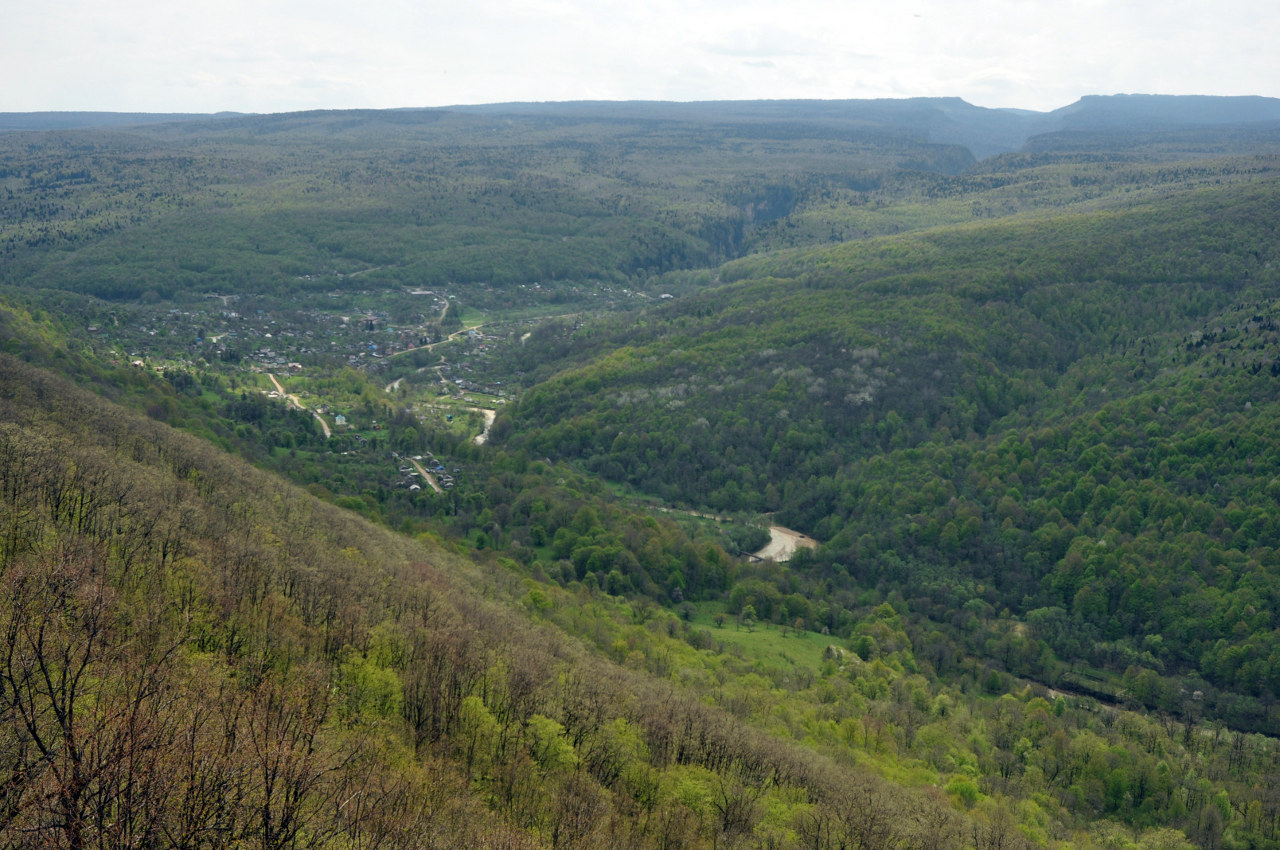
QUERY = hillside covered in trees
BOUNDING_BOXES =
[5,95,1280,848]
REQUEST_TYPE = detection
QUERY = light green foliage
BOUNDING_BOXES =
[337,648,404,720]
[754,784,811,848]
[526,714,579,773]
[946,774,983,807]
[661,764,717,815]
[458,694,500,776]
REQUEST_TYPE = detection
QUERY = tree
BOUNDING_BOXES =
[0,542,185,848]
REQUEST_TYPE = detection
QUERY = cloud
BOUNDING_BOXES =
[2,0,1278,113]
[701,33,825,59]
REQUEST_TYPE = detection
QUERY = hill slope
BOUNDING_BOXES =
[9,100,1280,848]
[496,174,1280,728]
[2,339,971,848]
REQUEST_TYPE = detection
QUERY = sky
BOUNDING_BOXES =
[3,0,1278,114]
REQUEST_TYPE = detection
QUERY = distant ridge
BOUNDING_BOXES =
[5,94,1280,158]
[1053,93,1280,129]
[0,111,244,132]
[446,94,1280,158]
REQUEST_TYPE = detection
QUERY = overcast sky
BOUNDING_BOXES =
[4,0,1277,114]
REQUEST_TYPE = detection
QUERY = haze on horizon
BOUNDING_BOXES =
[4,0,1278,115]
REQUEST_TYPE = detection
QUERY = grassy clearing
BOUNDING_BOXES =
[690,602,835,673]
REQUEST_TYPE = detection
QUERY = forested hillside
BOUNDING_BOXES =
[4,313,1270,850]
[0,106,982,304]
[7,97,1280,848]
[497,172,1280,727]
[2,345,1003,849]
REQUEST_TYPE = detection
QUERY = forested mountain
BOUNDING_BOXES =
[0,111,244,131]
[6,96,1280,848]
[451,94,1280,158]
[0,103,981,302]
[5,95,1279,301]
[497,173,1280,729]
[1051,94,1280,131]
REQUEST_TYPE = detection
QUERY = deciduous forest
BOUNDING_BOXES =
[4,95,1280,848]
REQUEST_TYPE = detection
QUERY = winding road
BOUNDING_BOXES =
[268,373,331,438]
[657,507,818,562]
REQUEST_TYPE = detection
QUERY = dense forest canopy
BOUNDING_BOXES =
[6,95,1280,848]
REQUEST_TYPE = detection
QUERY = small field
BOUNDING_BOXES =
[689,602,836,674]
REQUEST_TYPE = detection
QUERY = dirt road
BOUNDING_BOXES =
[407,457,444,494]
[268,373,331,438]
[652,507,818,562]
[470,408,496,444]
[752,526,819,562]
[386,322,486,359]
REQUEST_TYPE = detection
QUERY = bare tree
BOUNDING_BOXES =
[0,541,185,849]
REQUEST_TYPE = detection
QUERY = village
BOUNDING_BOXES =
[71,283,526,503]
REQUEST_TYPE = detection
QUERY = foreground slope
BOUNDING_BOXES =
[0,339,1008,848]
